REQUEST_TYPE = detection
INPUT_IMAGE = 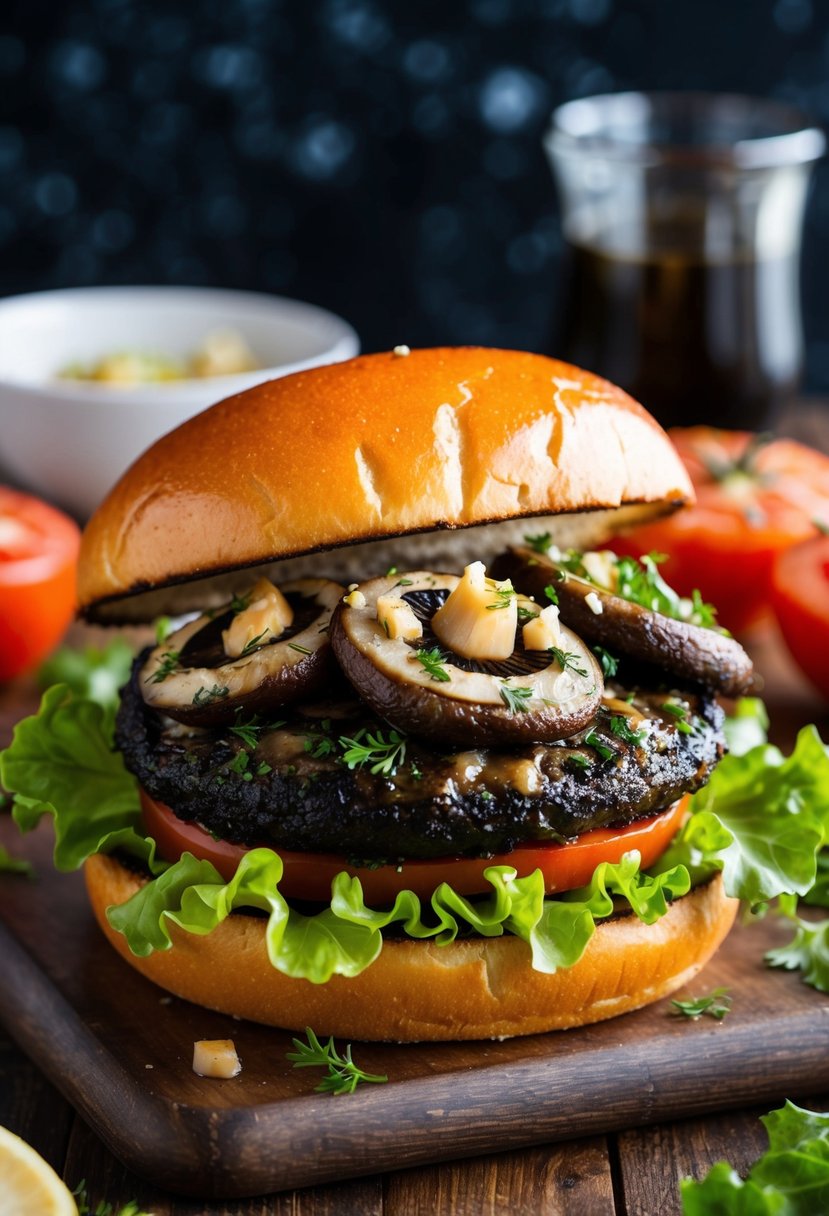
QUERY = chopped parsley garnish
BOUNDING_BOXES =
[499,683,533,714]
[543,584,559,606]
[584,729,615,761]
[549,647,588,678]
[671,987,732,1021]
[240,630,270,657]
[567,753,592,771]
[486,581,516,610]
[411,647,451,682]
[613,553,718,629]
[609,714,648,746]
[192,684,230,707]
[227,750,271,781]
[524,531,553,555]
[662,700,694,735]
[304,733,336,759]
[230,592,251,615]
[592,645,619,679]
[287,1027,388,1095]
[517,603,539,623]
[339,728,407,777]
[390,577,414,590]
[386,565,398,575]
[409,760,423,781]
[289,642,312,655]
[149,650,180,683]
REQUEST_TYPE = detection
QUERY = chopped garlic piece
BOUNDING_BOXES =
[432,561,517,660]
[377,594,423,640]
[192,1039,241,1078]
[582,550,618,590]
[393,344,411,356]
[344,589,367,609]
[522,603,562,651]
[585,591,604,615]
[222,578,293,658]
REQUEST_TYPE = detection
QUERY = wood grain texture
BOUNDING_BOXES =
[384,1140,616,1216]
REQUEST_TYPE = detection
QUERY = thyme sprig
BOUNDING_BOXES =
[287,1027,388,1095]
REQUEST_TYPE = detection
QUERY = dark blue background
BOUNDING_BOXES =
[3,0,829,385]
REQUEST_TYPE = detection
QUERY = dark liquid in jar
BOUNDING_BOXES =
[553,239,801,430]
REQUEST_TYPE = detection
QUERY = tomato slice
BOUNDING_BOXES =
[611,428,829,635]
[0,488,80,681]
[139,788,689,903]
[771,534,829,702]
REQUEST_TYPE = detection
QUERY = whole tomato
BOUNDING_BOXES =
[0,488,80,680]
[611,428,829,635]
[771,534,829,701]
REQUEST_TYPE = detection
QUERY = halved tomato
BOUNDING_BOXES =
[139,788,689,903]
[771,534,829,702]
[611,428,829,635]
[0,488,80,681]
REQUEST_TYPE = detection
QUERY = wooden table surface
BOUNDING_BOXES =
[2,403,829,1214]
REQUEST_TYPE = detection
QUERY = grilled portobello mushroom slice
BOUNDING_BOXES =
[330,570,603,747]
[139,577,345,726]
[496,546,755,697]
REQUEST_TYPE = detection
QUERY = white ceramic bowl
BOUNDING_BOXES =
[0,286,359,518]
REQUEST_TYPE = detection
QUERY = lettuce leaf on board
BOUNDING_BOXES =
[680,1101,829,1215]
[1,686,827,984]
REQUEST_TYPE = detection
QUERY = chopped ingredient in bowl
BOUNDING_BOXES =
[58,329,260,385]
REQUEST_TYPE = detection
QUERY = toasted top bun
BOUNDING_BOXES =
[79,348,693,622]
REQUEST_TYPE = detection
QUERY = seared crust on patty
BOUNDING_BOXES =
[116,656,725,861]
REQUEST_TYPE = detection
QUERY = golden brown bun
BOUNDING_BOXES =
[78,348,693,622]
[84,855,736,1042]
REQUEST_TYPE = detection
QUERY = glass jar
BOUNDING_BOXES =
[545,92,824,429]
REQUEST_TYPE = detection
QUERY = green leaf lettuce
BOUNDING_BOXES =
[1,688,827,985]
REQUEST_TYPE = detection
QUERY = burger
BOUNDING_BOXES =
[4,348,759,1041]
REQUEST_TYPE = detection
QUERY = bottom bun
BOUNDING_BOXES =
[84,855,737,1042]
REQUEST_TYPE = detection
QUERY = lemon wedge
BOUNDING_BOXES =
[0,1125,77,1216]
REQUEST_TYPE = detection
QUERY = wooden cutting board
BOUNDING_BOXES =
[1,629,828,1199]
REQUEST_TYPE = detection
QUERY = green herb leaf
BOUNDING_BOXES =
[230,592,251,615]
[192,684,230,707]
[287,1027,388,1095]
[339,729,407,777]
[304,733,336,758]
[229,713,264,749]
[240,630,269,656]
[592,645,618,679]
[289,642,312,655]
[671,987,732,1021]
[613,553,718,629]
[584,728,615,762]
[499,684,533,714]
[485,581,516,610]
[411,647,451,682]
[523,532,553,554]
[150,651,181,683]
[609,714,648,747]
[154,616,173,645]
[543,584,559,606]
[549,647,588,678]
